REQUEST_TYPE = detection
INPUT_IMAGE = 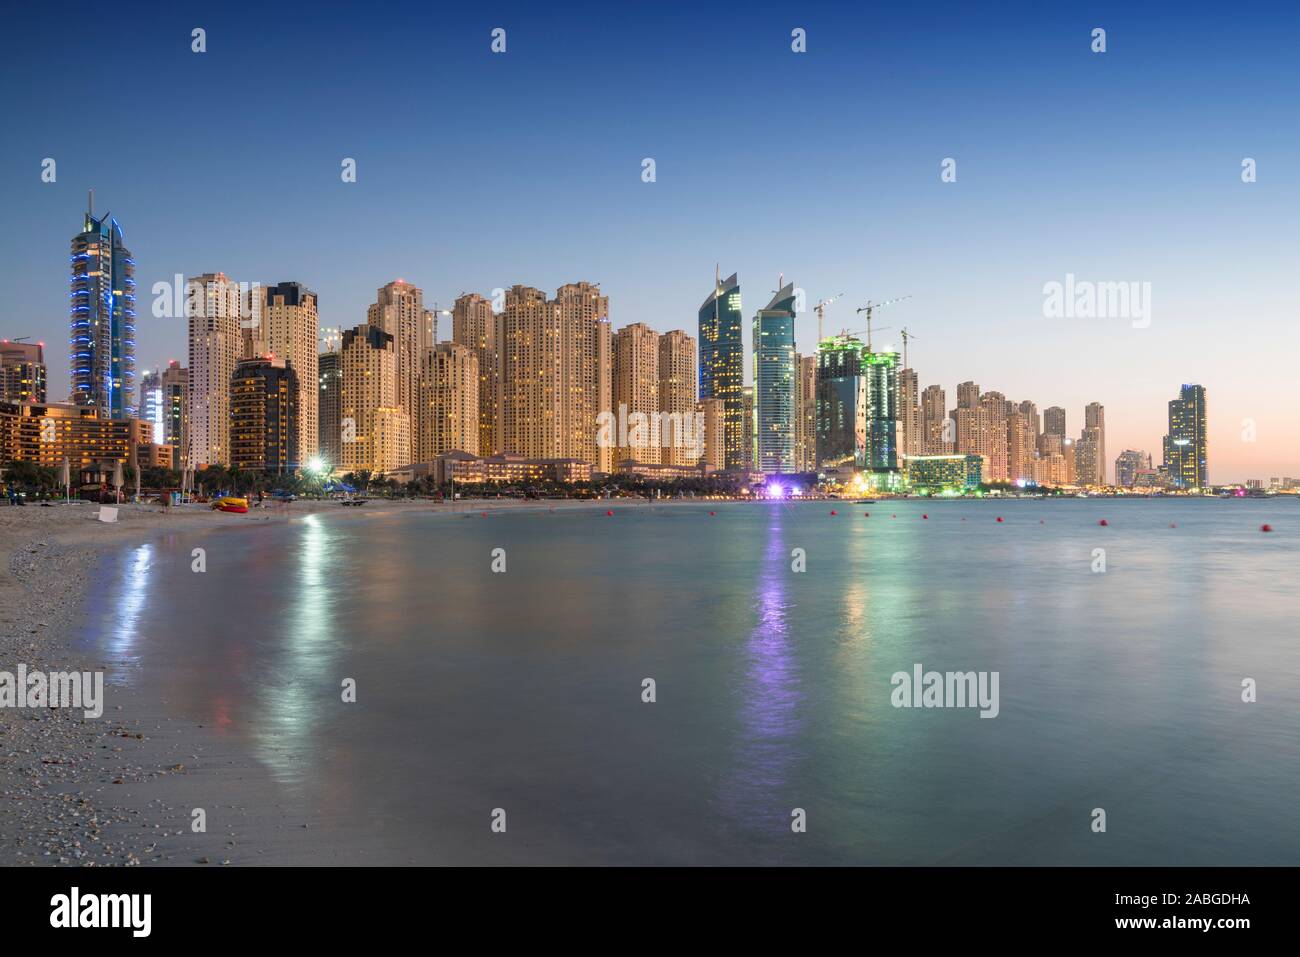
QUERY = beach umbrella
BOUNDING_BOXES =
[112,460,123,503]
[59,458,70,501]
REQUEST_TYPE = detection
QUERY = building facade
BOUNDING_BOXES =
[698,271,745,469]
[753,283,797,474]
[186,273,243,467]
[261,281,319,465]
[1164,384,1208,489]
[230,356,299,472]
[1,341,46,404]
[417,342,479,461]
[70,198,136,418]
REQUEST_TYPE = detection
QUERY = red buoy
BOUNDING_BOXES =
[1099,519,1109,526]
[481,511,488,517]
[606,510,614,516]
[1261,524,1273,533]
[922,514,928,519]
[864,512,870,517]
[709,510,716,516]
[830,510,838,516]
[996,516,1003,522]
[1169,523,1177,528]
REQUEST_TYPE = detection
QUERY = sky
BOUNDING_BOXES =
[1,0,1297,482]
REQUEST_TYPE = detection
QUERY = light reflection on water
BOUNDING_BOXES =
[84,501,1300,864]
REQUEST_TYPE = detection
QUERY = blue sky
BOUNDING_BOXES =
[2,0,1297,480]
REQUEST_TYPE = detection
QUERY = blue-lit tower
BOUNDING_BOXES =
[753,281,797,474]
[70,191,136,418]
[698,269,745,468]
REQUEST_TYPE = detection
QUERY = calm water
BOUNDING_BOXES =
[84,499,1300,865]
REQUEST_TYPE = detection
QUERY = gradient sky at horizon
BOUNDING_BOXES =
[1,1,1296,482]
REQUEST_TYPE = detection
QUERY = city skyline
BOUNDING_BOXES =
[2,4,1296,481]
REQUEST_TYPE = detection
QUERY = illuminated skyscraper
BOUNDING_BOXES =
[1163,384,1208,488]
[921,384,950,453]
[261,281,319,465]
[698,271,745,469]
[230,356,299,472]
[794,354,817,471]
[1084,402,1106,484]
[140,368,164,444]
[698,397,725,469]
[1,340,47,404]
[657,329,697,467]
[453,292,500,457]
[864,349,900,473]
[160,360,187,469]
[753,282,796,474]
[368,280,430,457]
[612,322,660,464]
[1043,406,1066,439]
[340,323,407,474]
[500,285,562,459]
[1115,449,1152,487]
[186,273,243,467]
[318,349,342,468]
[556,282,612,470]
[417,342,479,461]
[70,195,136,417]
[816,335,865,469]
[898,367,920,460]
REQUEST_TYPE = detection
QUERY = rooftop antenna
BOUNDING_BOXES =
[88,188,94,216]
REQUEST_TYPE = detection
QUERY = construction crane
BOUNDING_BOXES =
[899,327,919,370]
[854,295,912,351]
[814,293,845,345]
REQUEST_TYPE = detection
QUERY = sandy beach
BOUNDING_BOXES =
[0,495,719,866]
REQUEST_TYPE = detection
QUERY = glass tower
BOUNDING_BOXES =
[1163,384,1207,489]
[815,334,866,469]
[864,350,900,472]
[698,271,745,469]
[70,195,135,418]
[753,283,797,474]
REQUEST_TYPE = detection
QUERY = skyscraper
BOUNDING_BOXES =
[1164,384,1208,489]
[1075,428,1103,486]
[657,329,697,467]
[612,322,660,464]
[1,340,47,403]
[921,384,950,453]
[1115,449,1152,487]
[186,273,243,467]
[230,356,299,472]
[1084,402,1106,484]
[261,281,319,466]
[160,360,187,469]
[794,354,817,471]
[318,349,342,469]
[1006,410,1035,484]
[816,335,865,469]
[898,367,920,460]
[956,381,980,410]
[976,392,1009,482]
[698,271,745,469]
[339,323,407,474]
[140,368,164,444]
[864,349,900,473]
[368,280,430,456]
[500,285,562,459]
[70,195,135,417]
[417,342,479,461]
[697,397,725,470]
[452,292,500,457]
[556,282,612,471]
[1043,406,1066,440]
[753,282,796,474]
